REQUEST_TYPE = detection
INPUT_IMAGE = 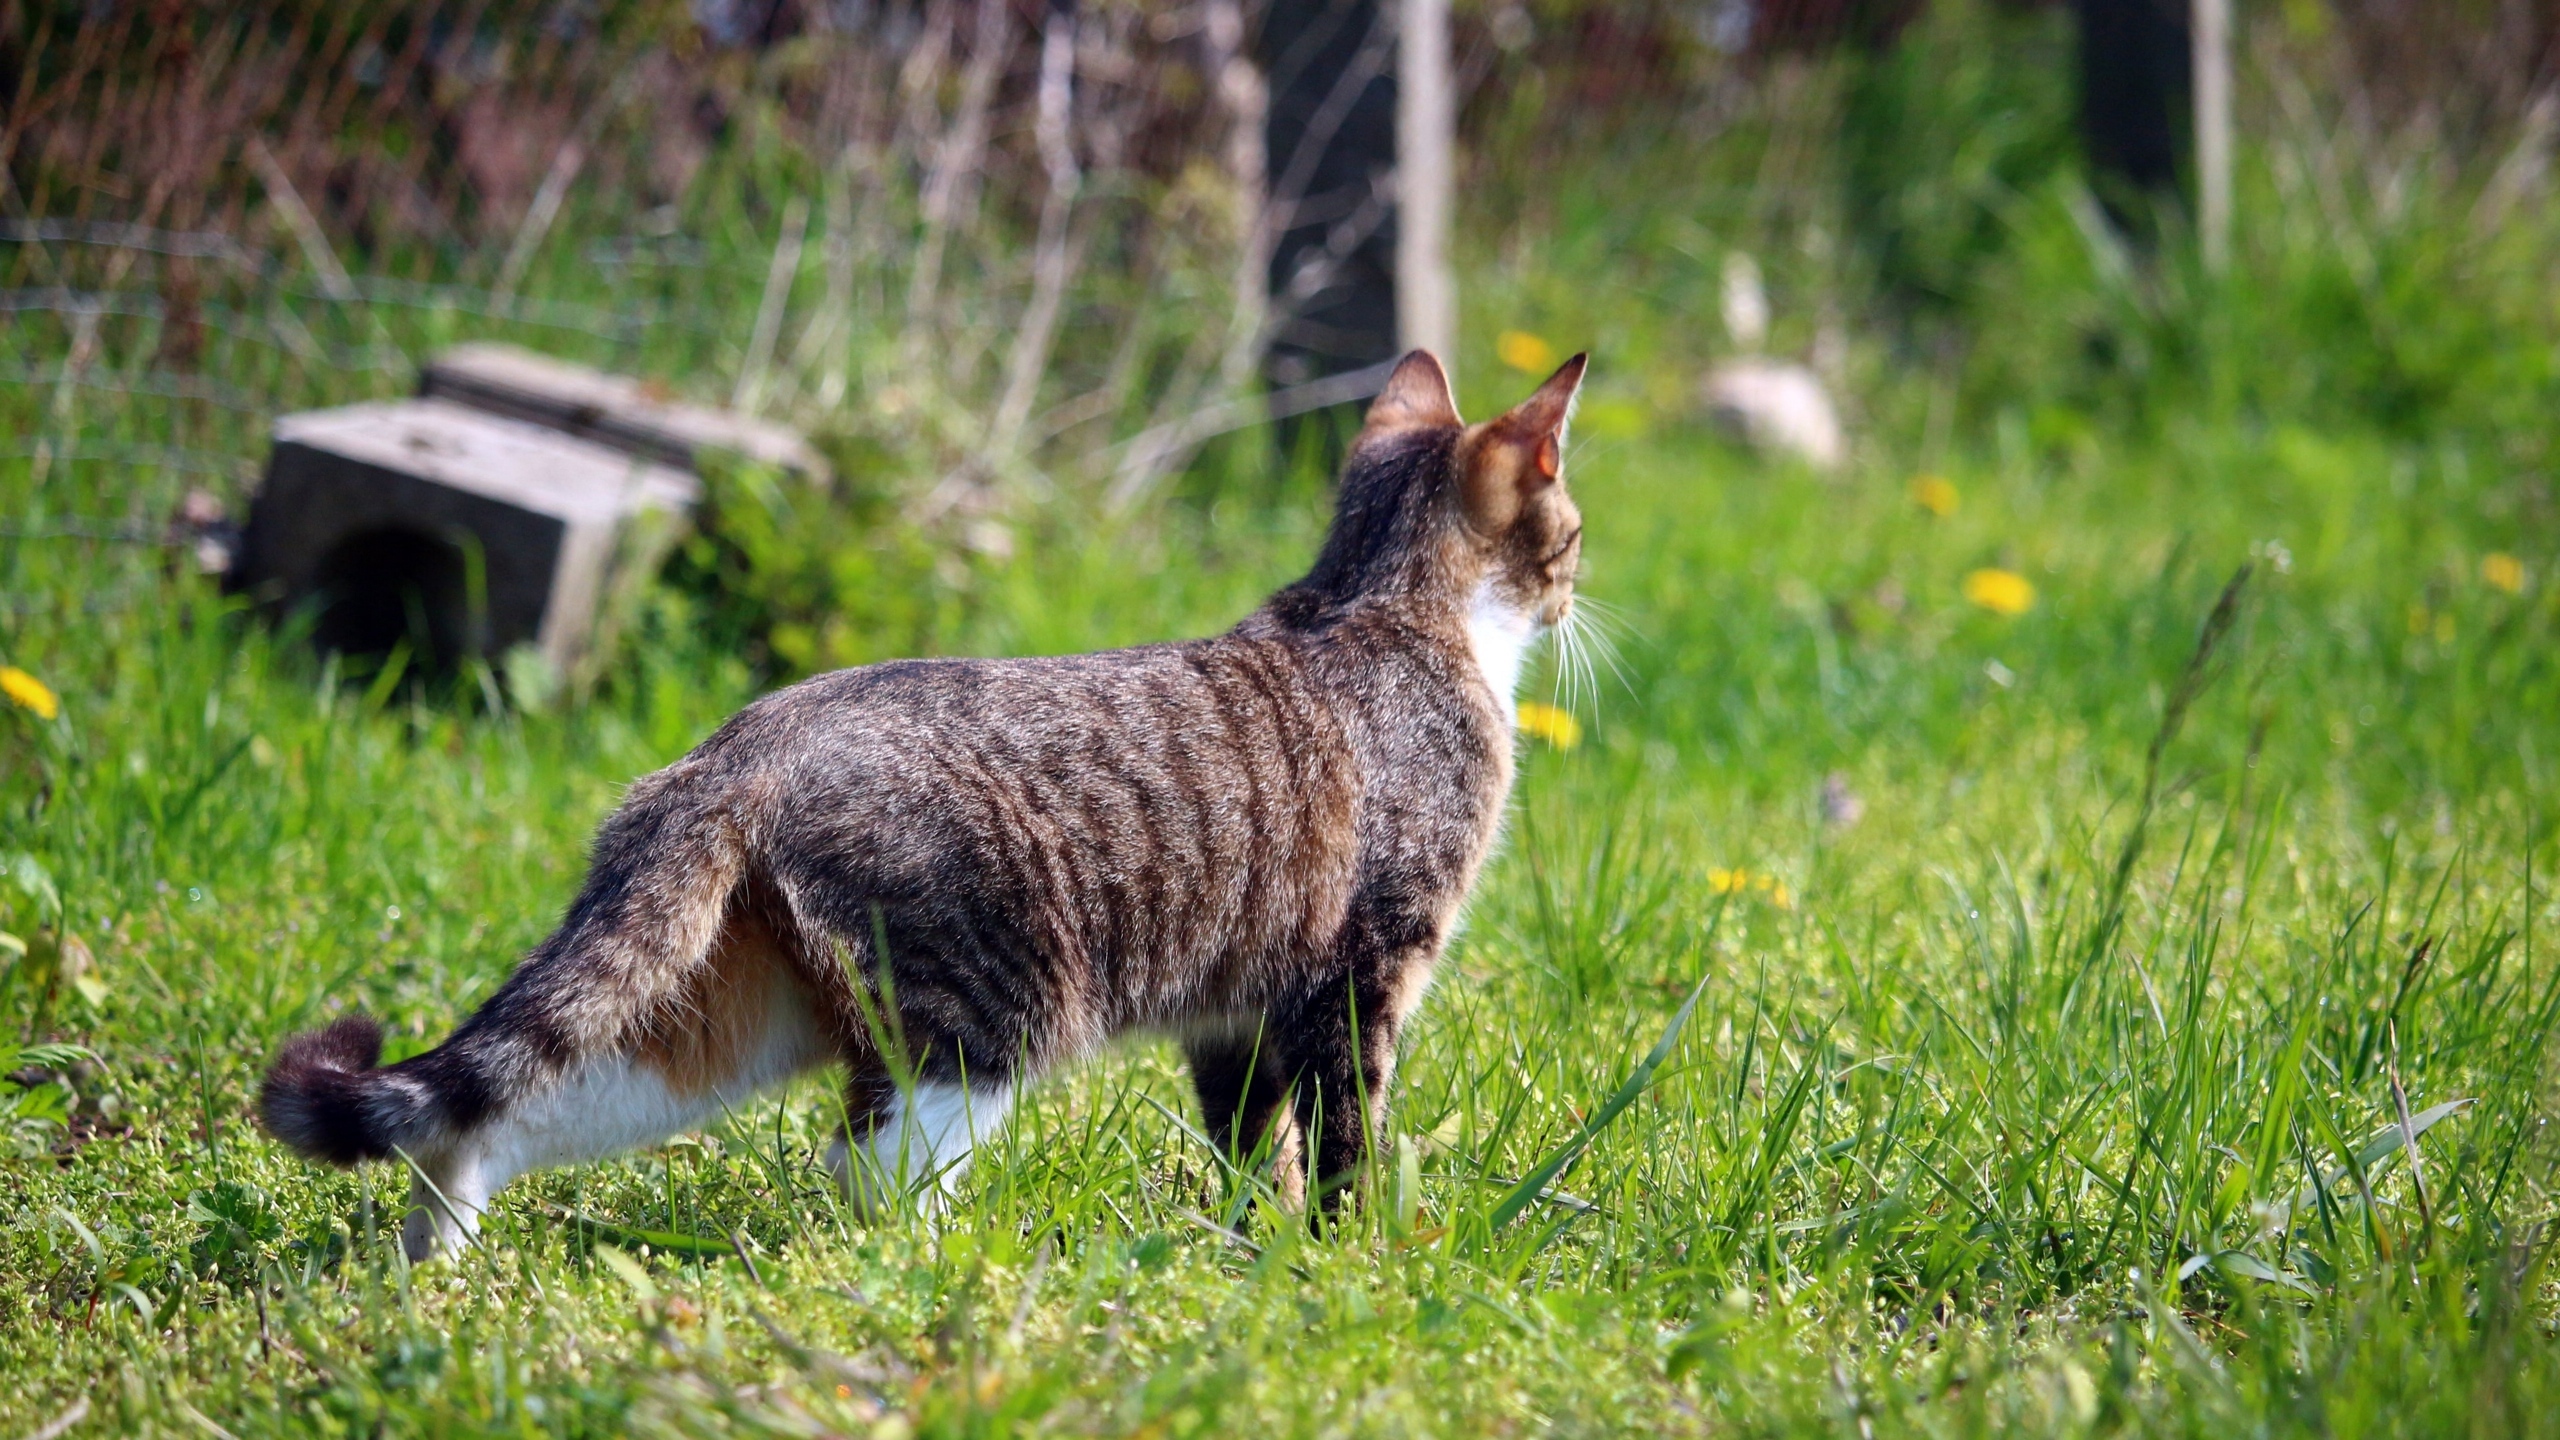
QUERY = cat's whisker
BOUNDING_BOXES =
[1586,623,1634,699]
[1548,611,1599,722]
[1568,620,1594,719]
[1544,616,1581,716]
[1566,609,1587,712]
[1567,596,1638,656]
[1565,596,1638,699]
[1565,593,1636,648]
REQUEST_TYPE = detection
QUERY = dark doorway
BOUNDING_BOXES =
[306,527,479,675]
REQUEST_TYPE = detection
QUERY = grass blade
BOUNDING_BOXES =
[1488,973,1708,1231]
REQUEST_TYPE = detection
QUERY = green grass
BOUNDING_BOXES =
[6,45,2560,1439]
[4,378,2554,1435]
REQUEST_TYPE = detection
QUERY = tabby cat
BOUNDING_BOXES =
[260,349,1587,1258]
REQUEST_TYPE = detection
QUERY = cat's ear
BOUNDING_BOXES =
[1497,352,1587,476]
[1460,353,1586,531]
[1357,351,1462,441]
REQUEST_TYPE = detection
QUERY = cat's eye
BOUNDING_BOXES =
[1540,526,1583,568]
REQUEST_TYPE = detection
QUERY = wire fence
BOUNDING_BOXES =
[0,0,1340,549]
[5,0,2550,557]
[0,3,1770,530]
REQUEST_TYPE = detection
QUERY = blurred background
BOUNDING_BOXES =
[5,0,2551,689]
[8,14,2560,1433]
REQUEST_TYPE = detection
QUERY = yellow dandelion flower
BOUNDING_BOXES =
[1497,330,1558,375]
[1706,868,1792,907]
[2483,552,2527,595]
[1909,474,1959,517]
[0,666,57,721]
[1516,701,1582,750]
[1962,568,2036,617]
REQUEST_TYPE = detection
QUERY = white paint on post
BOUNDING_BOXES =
[2193,0,2232,272]
[1396,0,1456,373]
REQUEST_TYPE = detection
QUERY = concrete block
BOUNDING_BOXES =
[237,398,698,677]
[420,342,829,483]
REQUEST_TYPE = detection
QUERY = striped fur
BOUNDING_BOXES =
[258,350,1589,1256]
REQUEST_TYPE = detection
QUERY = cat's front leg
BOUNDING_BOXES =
[1278,941,1437,1218]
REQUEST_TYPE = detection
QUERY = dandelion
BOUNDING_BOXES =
[1909,475,1959,517]
[1707,868,1793,909]
[2483,552,2527,595]
[1962,568,2035,617]
[0,665,57,721]
[1497,330,1558,374]
[1516,701,1582,750]
[2406,603,2457,644]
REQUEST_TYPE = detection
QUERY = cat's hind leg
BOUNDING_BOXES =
[398,907,831,1259]
[264,775,777,1258]
[397,1052,734,1258]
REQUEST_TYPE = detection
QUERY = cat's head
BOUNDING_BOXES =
[1353,349,1588,629]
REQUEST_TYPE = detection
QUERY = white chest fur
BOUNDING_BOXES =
[1466,580,1538,715]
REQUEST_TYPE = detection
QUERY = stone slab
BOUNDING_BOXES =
[419,342,829,482]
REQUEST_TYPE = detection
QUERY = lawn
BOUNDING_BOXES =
[4,41,2560,1440]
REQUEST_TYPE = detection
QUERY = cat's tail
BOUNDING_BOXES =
[257,1014,409,1165]
[260,769,751,1165]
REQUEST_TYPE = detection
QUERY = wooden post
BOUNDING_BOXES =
[2069,0,2189,231]
[1257,0,1399,396]
[2192,0,2232,271]
[1396,0,1455,372]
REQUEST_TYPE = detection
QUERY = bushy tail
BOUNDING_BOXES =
[258,1015,424,1165]
[260,772,751,1166]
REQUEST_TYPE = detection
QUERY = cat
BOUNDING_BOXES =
[259,349,1587,1259]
